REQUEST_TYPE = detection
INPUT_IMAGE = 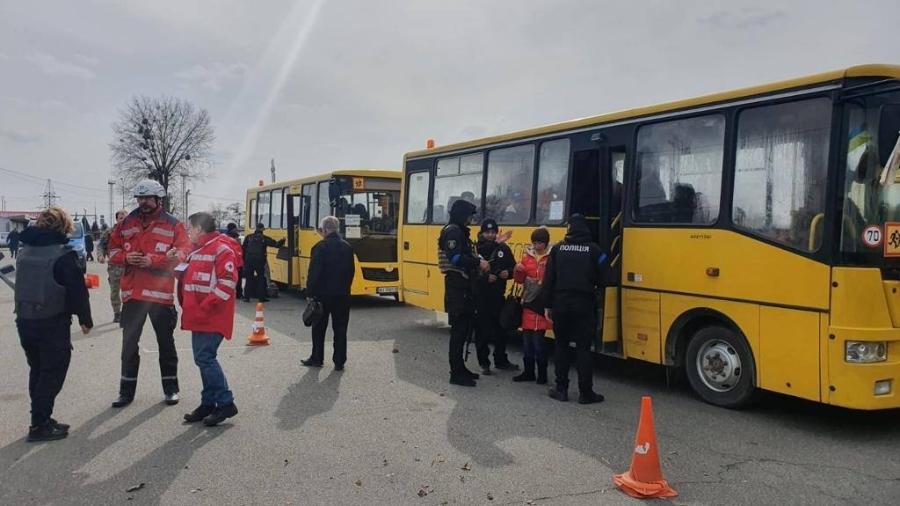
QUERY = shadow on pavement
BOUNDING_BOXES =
[274,367,343,432]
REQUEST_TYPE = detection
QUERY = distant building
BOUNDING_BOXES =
[1,211,39,246]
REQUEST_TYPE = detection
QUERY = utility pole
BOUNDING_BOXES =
[181,173,188,218]
[1,195,6,211]
[108,179,115,221]
[271,158,276,183]
[42,179,58,208]
[185,189,191,216]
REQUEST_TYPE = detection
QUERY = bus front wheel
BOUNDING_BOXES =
[685,325,756,408]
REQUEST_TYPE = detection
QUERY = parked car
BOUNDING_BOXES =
[67,222,87,273]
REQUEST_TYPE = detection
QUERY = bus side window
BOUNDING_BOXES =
[485,144,535,224]
[536,139,570,224]
[634,115,725,225]
[432,153,484,224]
[406,172,430,224]
[249,198,256,230]
[301,183,316,228]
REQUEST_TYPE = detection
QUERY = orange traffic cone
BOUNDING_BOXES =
[613,396,678,499]
[247,302,270,346]
[84,273,100,289]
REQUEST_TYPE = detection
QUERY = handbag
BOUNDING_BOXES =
[521,277,545,313]
[499,284,523,331]
[302,298,324,327]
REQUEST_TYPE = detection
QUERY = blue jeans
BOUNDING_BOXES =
[522,330,546,364]
[191,332,234,406]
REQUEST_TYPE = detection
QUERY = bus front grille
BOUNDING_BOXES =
[362,268,399,282]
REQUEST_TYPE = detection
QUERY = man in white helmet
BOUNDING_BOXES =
[106,179,191,408]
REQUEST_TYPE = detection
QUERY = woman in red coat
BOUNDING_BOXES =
[512,227,552,384]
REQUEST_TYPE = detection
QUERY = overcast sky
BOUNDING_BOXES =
[0,0,897,218]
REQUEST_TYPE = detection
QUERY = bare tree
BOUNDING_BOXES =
[110,96,214,211]
[208,202,244,227]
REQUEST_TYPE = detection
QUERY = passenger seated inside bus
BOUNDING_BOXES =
[671,183,697,223]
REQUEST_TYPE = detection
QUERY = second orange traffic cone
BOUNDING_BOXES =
[613,396,678,499]
[247,302,270,346]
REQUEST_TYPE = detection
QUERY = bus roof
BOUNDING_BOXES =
[406,64,900,160]
[250,169,400,192]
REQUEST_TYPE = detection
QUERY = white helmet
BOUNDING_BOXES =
[132,179,166,198]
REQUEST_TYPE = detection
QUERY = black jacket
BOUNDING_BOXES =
[542,218,607,309]
[18,227,93,327]
[476,237,515,294]
[7,230,20,249]
[438,199,480,283]
[307,232,355,298]
[242,231,283,263]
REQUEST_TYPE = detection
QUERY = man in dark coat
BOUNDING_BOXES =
[543,214,606,404]
[302,216,356,370]
[474,219,518,375]
[241,223,284,302]
[439,199,490,386]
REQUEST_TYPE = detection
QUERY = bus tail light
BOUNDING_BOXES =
[845,341,887,363]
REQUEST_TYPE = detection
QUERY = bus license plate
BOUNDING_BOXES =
[377,287,399,295]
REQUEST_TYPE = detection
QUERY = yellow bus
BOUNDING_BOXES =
[399,64,900,410]
[246,169,402,298]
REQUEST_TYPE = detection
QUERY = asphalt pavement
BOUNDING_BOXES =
[1,258,899,505]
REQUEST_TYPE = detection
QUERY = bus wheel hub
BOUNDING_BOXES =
[697,340,742,392]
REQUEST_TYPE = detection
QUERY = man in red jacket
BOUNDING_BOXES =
[107,179,191,408]
[179,212,239,426]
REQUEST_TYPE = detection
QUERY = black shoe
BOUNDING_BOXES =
[494,361,520,371]
[578,391,605,405]
[462,368,480,380]
[164,392,180,406]
[548,388,569,402]
[49,418,70,432]
[301,358,323,367]
[449,375,477,387]
[184,404,215,423]
[203,403,238,426]
[113,313,121,323]
[335,364,345,371]
[27,424,68,443]
[111,396,133,408]
[512,371,535,382]
[480,365,493,376]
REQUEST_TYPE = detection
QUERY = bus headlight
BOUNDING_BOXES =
[845,341,887,363]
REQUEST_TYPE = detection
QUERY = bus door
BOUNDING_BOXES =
[284,189,301,287]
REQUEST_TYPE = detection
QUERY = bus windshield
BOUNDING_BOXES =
[841,90,900,267]
[333,189,400,237]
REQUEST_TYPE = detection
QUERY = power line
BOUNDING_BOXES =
[0,166,107,194]
[42,179,59,208]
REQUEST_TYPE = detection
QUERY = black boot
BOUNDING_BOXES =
[184,404,215,423]
[578,391,605,405]
[536,360,548,385]
[111,395,133,408]
[512,357,535,382]
[461,368,480,380]
[203,403,238,426]
[449,374,477,387]
[27,423,68,443]
[548,387,569,402]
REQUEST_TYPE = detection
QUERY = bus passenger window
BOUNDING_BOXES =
[257,191,271,228]
[733,98,832,251]
[485,145,534,224]
[317,181,330,226]
[301,184,316,228]
[406,172,430,224]
[634,115,725,225]
[536,139,570,224]
[432,153,483,223]
[271,188,284,229]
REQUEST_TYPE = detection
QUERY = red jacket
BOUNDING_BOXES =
[179,232,238,339]
[513,245,552,331]
[108,208,191,305]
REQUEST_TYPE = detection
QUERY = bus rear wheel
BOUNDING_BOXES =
[685,325,756,408]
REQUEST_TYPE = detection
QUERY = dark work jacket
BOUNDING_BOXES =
[16,227,93,327]
[242,231,282,263]
[306,232,355,298]
[8,230,20,250]
[476,237,515,297]
[542,222,606,310]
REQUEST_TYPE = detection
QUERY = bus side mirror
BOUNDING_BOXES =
[878,104,900,167]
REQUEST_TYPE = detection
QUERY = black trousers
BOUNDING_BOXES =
[445,280,474,376]
[551,296,596,394]
[310,294,350,366]
[17,316,72,427]
[475,289,509,367]
[119,300,179,397]
[235,267,244,299]
[245,260,267,300]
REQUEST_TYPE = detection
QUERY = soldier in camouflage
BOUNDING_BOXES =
[99,209,127,324]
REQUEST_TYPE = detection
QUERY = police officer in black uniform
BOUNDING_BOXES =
[439,199,490,387]
[474,219,518,375]
[241,223,284,302]
[542,214,606,404]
